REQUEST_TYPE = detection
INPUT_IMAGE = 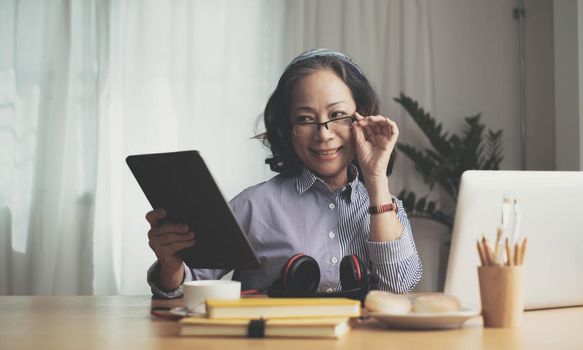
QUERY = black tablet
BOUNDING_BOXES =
[126,150,261,270]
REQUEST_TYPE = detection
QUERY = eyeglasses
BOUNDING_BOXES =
[292,116,356,137]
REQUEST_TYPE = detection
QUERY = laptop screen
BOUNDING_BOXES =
[444,170,583,310]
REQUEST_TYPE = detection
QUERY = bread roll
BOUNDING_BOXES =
[412,294,461,313]
[364,291,412,314]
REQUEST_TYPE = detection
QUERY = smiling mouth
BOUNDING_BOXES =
[311,147,342,157]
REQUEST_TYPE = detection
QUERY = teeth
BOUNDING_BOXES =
[316,149,338,156]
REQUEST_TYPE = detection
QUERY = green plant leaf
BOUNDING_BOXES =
[415,197,427,213]
[484,129,503,169]
[393,93,504,233]
[394,93,454,157]
[397,143,437,180]
[427,201,436,214]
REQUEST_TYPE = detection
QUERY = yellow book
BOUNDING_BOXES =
[180,316,351,338]
[205,298,361,319]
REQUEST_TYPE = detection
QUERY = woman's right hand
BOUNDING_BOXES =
[146,208,196,269]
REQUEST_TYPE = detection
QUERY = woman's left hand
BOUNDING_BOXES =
[351,112,399,182]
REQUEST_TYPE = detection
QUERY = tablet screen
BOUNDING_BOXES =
[126,150,261,270]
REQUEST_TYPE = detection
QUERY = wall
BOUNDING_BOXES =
[415,0,555,291]
[581,1,583,170]
[554,0,582,171]
[581,1,583,169]
[526,0,556,170]
[428,0,555,171]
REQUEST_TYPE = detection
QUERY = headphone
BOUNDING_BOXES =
[267,253,373,301]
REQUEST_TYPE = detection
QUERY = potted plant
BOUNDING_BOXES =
[393,93,504,291]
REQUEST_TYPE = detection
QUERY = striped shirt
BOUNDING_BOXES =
[148,166,422,298]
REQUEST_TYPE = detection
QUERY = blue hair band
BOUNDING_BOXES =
[287,48,364,77]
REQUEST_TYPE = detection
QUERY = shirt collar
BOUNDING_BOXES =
[293,165,365,203]
[294,167,320,194]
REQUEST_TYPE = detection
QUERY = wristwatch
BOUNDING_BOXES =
[368,199,398,215]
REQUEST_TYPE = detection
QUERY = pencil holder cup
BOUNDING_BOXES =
[477,266,525,328]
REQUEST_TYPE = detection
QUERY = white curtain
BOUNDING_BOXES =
[0,0,284,295]
[0,0,432,295]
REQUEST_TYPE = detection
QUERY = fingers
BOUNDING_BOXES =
[159,223,190,235]
[145,208,196,262]
[147,222,189,238]
[148,222,192,241]
[354,113,397,139]
[149,229,196,259]
[145,208,166,228]
[151,239,196,258]
[354,113,374,139]
[157,231,196,246]
[384,117,399,138]
[351,114,367,144]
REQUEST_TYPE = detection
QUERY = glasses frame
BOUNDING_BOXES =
[292,115,356,137]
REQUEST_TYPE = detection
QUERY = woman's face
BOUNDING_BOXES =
[290,69,357,188]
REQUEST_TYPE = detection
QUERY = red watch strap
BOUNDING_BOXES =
[368,200,398,215]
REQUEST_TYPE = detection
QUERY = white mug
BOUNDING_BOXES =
[182,280,241,314]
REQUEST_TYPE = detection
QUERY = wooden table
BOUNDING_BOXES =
[1,296,581,350]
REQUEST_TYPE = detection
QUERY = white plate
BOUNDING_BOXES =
[370,309,480,329]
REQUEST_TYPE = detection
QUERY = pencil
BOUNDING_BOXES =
[494,226,503,264]
[519,237,528,265]
[482,237,494,266]
[505,238,513,266]
[477,240,486,266]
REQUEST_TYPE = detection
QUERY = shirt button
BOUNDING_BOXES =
[331,257,338,265]
[326,288,333,293]
[328,232,335,239]
[328,203,335,209]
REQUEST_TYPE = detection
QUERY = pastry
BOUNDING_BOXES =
[364,290,412,314]
[412,294,461,313]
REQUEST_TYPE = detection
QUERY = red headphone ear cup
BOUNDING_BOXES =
[282,254,320,293]
[340,255,368,290]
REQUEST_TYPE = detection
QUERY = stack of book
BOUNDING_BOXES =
[179,297,361,339]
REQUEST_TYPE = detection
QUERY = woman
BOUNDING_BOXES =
[146,49,422,298]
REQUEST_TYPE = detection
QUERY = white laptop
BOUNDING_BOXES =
[444,170,583,310]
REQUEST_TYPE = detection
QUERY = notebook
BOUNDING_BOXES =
[444,170,583,310]
[179,316,350,338]
[205,298,361,319]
